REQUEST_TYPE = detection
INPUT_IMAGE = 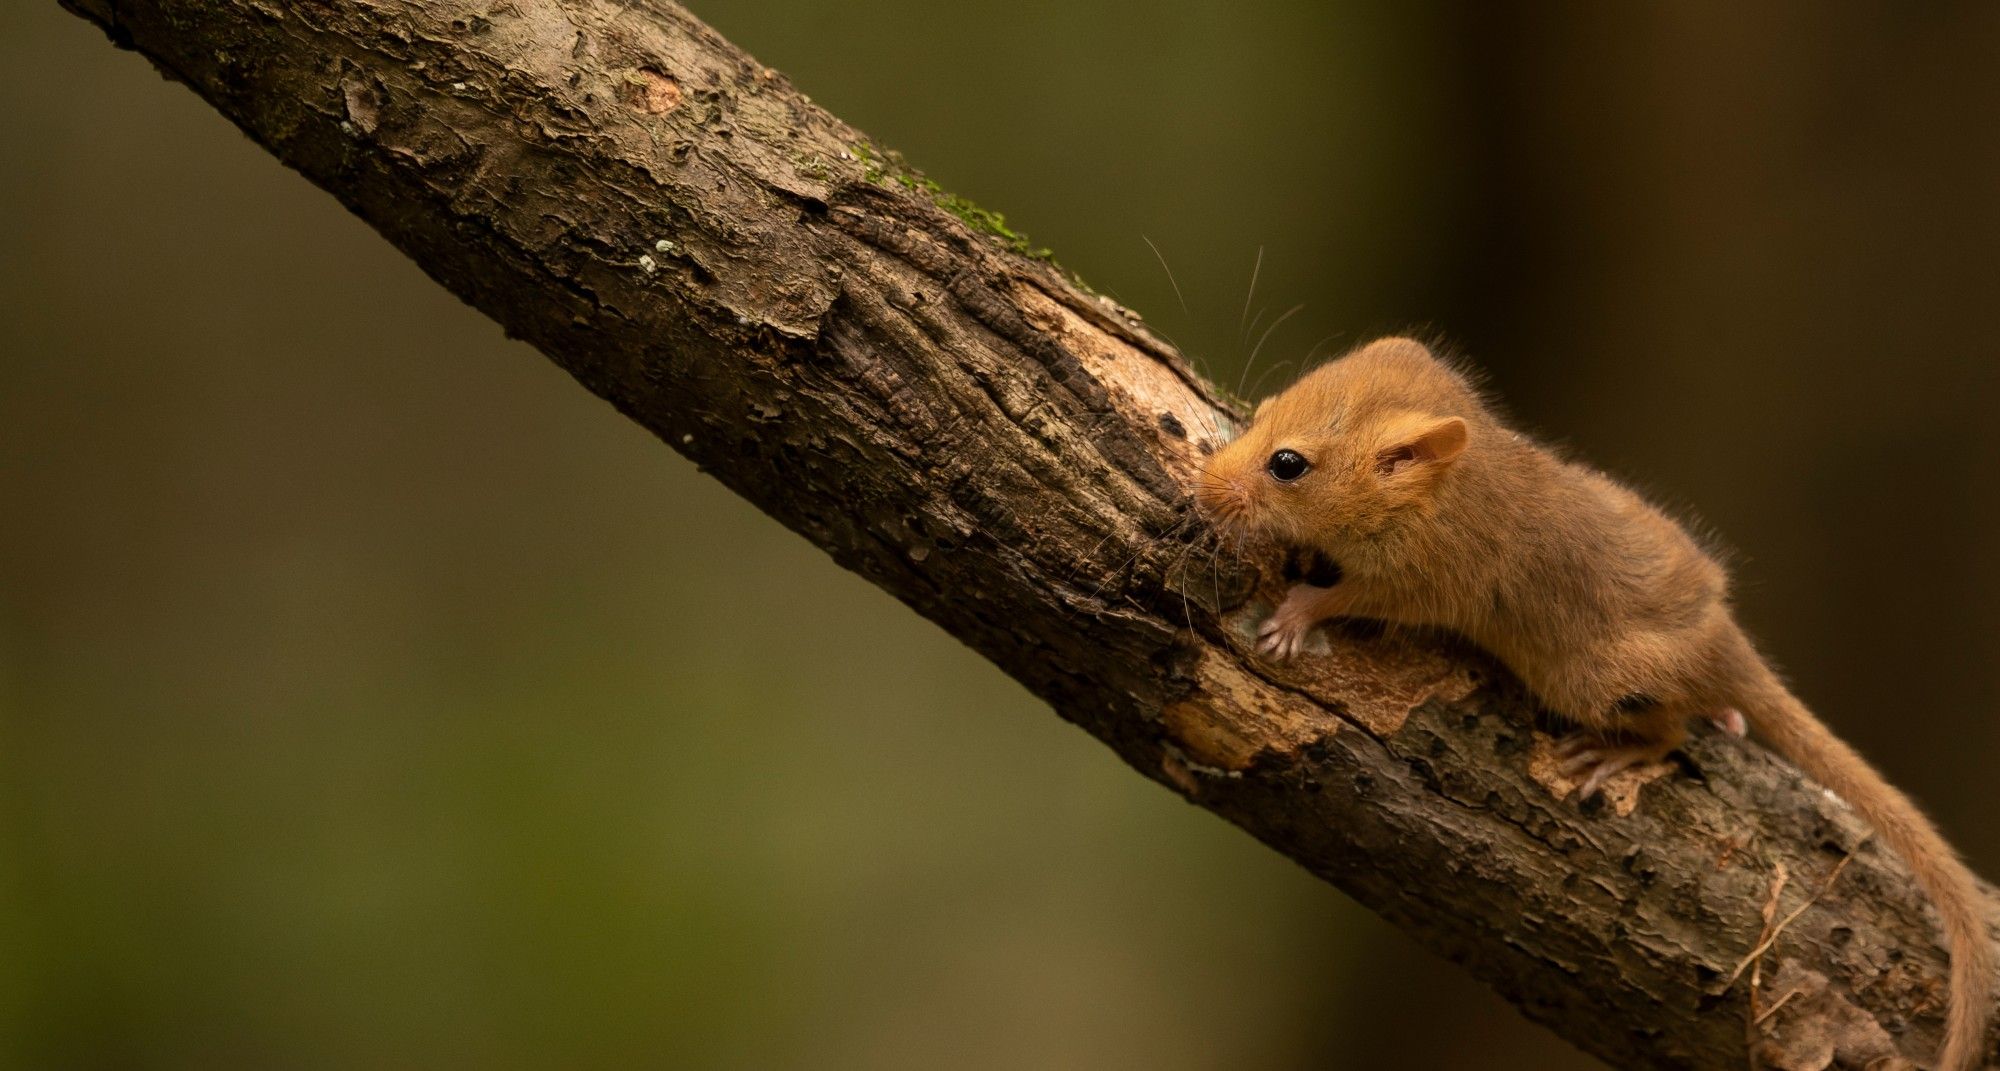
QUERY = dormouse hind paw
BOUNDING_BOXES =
[1554,734,1678,800]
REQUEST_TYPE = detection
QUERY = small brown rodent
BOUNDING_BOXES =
[1195,336,1992,1070]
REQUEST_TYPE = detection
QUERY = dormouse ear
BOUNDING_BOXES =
[1354,336,1435,363]
[1377,416,1469,476]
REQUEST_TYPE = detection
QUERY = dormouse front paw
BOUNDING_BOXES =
[1255,584,1331,661]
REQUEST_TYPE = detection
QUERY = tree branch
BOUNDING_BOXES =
[58,1,1994,1066]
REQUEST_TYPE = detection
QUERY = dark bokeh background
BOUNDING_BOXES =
[5,3,1997,1068]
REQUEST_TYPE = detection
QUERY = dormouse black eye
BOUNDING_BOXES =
[1266,449,1309,482]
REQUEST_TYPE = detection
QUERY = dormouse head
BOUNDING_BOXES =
[1195,337,1476,548]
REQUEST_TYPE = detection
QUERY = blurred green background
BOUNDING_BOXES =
[4,3,1997,1068]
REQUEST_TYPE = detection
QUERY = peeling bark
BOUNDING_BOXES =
[57,1,1997,1067]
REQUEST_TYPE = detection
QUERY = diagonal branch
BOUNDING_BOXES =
[57,1,1995,1067]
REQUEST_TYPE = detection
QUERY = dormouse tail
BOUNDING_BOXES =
[1733,648,1993,1070]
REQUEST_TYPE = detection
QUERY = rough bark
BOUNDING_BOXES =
[57,1,1996,1067]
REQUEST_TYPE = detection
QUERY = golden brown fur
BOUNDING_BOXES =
[1197,337,1992,1070]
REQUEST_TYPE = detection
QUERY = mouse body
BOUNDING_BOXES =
[1195,337,1991,1070]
